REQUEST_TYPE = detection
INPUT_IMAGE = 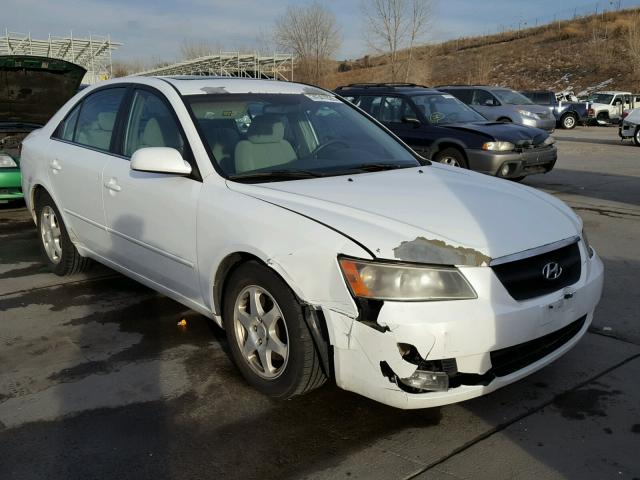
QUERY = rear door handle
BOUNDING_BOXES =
[49,159,62,172]
[104,178,122,192]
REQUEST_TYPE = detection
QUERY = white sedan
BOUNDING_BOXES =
[20,77,604,409]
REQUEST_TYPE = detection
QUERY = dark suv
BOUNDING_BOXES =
[335,83,557,180]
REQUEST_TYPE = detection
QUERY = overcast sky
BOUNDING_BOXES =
[3,0,640,64]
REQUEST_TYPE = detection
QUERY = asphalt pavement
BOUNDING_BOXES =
[0,126,638,480]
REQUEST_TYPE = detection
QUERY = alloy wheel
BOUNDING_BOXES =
[233,285,289,379]
[40,206,62,264]
[563,116,576,129]
[440,156,461,167]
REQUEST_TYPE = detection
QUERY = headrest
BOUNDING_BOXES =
[247,114,285,144]
[141,118,164,146]
[97,112,116,131]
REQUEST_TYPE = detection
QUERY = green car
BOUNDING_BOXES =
[0,55,86,202]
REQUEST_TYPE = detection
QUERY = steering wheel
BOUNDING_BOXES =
[311,139,350,157]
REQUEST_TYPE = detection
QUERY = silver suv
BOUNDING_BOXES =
[439,86,556,132]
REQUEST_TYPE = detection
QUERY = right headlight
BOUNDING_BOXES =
[518,109,540,119]
[338,257,477,301]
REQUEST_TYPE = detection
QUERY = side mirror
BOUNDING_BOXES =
[130,147,192,175]
[401,116,421,128]
[484,99,496,106]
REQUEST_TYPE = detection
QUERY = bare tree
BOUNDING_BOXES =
[180,39,216,60]
[362,0,434,82]
[274,2,341,85]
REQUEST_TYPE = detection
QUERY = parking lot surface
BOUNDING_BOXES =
[1,127,639,480]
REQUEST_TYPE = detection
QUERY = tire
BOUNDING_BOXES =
[434,147,468,169]
[510,176,526,182]
[561,113,577,129]
[222,261,326,399]
[35,190,91,276]
[634,127,640,147]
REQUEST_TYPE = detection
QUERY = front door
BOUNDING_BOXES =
[102,88,202,302]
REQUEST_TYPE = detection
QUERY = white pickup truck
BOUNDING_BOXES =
[587,91,640,124]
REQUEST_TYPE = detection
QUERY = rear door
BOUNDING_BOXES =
[48,86,127,254]
[101,86,203,302]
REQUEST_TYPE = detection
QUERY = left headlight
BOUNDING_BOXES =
[544,136,556,146]
[338,257,477,301]
[482,141,515,151]
[518,109,540,119]
[0,154,18,168]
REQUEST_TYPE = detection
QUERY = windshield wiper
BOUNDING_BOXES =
[227,169,325,182]
[338,163,416,173]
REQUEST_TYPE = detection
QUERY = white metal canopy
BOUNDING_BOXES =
[0,30,122,84]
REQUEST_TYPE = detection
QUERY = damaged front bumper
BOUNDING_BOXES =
[325,246,604,409]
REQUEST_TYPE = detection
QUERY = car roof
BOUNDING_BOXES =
[95,75,333,96]
[438,85,510,91]
[334,83,442,95]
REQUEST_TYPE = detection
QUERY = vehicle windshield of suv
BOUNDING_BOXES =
[588,93,614,104]
[411,93,487,124]
[187,93,420,181]
[492,89,534,105]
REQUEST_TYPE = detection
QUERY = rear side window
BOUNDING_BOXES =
[123,89,186,157]
[74,88,126,152]
[55,104,81,141]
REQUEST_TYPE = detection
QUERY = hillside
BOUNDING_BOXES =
[326,8,640,94]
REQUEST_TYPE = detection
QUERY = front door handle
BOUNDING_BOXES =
[49,159,62,173]
[104,178,122,192]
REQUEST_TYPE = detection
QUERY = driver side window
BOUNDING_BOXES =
[379,97,416,123]
[472,90,497,106]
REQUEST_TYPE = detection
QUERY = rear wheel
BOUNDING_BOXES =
[561,113,577,129]
[35,190,91,276]
[634,127,640,146]
[434,147,468,169]
[222,261,326,399]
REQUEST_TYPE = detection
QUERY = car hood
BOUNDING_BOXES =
[227,164,581,266]
[439,122,548,143]
[0,55,86,125]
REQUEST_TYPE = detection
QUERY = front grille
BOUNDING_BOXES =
[492,241,581,300]
[490,315,586,377]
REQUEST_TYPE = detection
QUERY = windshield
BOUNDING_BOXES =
[187,93,420,180]
[411,93,486,124]
[588,93,614,104]
[492,89,534,105]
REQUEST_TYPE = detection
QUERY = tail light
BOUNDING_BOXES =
[588,108,595,117]
[622,111,629,119]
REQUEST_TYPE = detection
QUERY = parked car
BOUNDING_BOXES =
[335,83,557,181]
[520,90,589,130]
[587,91,638,124]
[20,76,603,409]
[619,108,640,145]
[438,85,556,132]
[0,55,85,202]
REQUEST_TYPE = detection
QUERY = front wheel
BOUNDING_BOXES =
[561,113,577,129]
[434,147,468,168]
[634,127,640,146]
[222,261,326,399]
[35,190,91,276]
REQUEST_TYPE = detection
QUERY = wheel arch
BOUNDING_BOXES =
[211,250,334,377]
[497,117,512,122]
